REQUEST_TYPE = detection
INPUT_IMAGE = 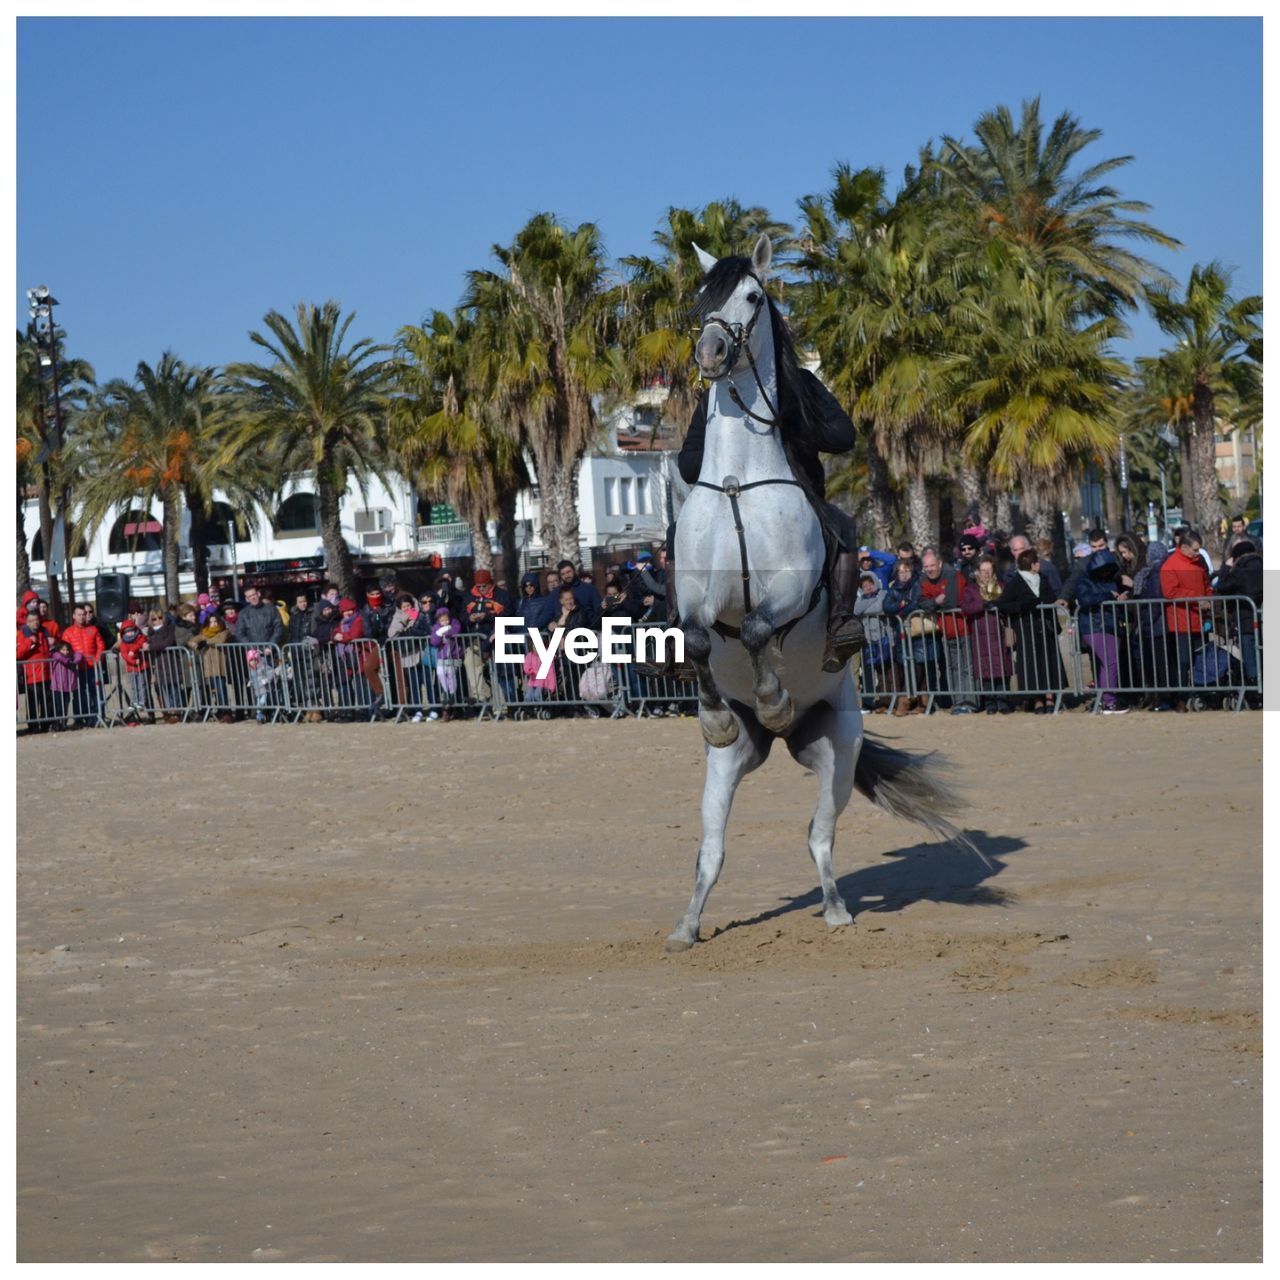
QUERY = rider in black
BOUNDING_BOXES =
[671,371,866,673]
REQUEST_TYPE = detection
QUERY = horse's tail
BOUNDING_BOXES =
[854,734,990,867]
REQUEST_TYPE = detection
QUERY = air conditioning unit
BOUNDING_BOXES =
[355,508,392,550]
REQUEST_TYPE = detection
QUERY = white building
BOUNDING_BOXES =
[22,397,680,602]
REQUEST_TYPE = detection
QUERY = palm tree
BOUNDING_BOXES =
[77,354,225,604]
[793,162,962,548]
[1140,263,1262,558]
[16,326,95,612]
[390,310,530,584]
[947,270,1129,542]
[619,200,793,440]
[223,301,394,597]
[464,214,618,565]
[933,97,1181,319]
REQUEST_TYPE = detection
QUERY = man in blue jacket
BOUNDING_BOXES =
[556,560,601,630]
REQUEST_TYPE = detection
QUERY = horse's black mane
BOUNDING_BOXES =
[690,254,831,507]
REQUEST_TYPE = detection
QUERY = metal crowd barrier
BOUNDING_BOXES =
[851,619,908,713]
[280,638,381,721]
[17,597,1264,731]
[98,647,202,725]
[484,630,624,720]
[898,603,1082,714]
[16,655,109,732]
[369,634,494,721]
[888,595,1260,714]
[191,641,288,723]
[1085,594,1262,712]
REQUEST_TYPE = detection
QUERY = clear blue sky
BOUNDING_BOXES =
[17,16,1262,385]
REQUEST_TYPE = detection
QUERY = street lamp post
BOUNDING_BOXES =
[226,518,241,601]
[1117,434,1131,533]
[27,285,75,620]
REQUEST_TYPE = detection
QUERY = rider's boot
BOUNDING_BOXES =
[822,548,866,673]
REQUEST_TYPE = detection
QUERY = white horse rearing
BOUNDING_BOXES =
[666,235,979,953]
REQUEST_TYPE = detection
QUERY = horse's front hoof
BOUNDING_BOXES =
[700,707,739,747]
[824,906,853,929]
[756,691,794,734]
[665,932,696,953]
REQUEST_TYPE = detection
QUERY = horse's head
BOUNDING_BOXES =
[690,233,774,381]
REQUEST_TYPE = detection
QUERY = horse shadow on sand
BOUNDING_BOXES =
[708,830,1027,938]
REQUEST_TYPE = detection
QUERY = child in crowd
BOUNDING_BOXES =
[116,616,152,726]
[245,647,278,724]
[48,639,84,730]
[429,607,464,715]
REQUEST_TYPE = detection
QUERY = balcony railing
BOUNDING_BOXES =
[416,522,472,549]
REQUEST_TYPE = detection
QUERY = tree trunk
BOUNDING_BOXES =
[1102,466,1120,537]
[995,489,1013,536]
[17,489,32,598]
[906,468,933,551]
[938,492,955,555]
[956,457,984,530]
[1177,423,1197,528]
[864,434,893,549]
[548,460,582,566]
[186,485,210,596]
[162,491,182,605]
[317,469,356,597]
[496,488,520,588]
[1051,509,1069,572]
[1191,380,1225,560]
[528,442,563,563]
[467,507,494,574]
[1026,503,1056,545]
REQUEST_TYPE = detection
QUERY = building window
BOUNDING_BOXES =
[204,501,247,544]
[604,477,619,516]
[30,523,87,563]
[637,476,651,515]
[107,510,163,555]
[619,477,635,516]
[275,493,321,536]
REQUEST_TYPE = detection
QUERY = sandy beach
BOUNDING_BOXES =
[16,712,1262,1262]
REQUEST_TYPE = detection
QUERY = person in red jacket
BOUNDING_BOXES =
[1159,527,1213,707]
[36,598,60,641]
[917,546,984,712]
[62,603,106,728]
[115,617,153,726]
[331,599,368,719]
[17,600,53,730]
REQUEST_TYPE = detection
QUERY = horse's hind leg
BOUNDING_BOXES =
[684,619,738,747]
[742,606,793,733]
[786,704,862,928]
[666,715,771,952]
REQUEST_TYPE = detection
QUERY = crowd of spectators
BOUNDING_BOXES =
[850,516,1263,716]
[17,549,673,731]
[18,516,1262,731]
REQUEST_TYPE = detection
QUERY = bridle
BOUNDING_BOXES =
[693,270,779,428]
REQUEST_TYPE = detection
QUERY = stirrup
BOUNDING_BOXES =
[822,616,864,673]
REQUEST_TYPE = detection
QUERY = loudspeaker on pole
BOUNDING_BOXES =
[94,572,131,623]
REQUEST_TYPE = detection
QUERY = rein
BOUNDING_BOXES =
[697,270,779,428]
